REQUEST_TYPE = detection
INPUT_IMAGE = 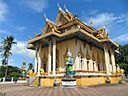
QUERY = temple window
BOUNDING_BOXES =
[97,61,100,71]
[92,61,96,71]
[78,47,84,70]
[108,50,113,72]
[87,60,89,70]
[86,50,90,71]
[92,49,96,71]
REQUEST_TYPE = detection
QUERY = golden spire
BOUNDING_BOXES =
[90,20,93,27]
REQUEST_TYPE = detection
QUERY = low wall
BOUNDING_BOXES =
[39,75,121,87]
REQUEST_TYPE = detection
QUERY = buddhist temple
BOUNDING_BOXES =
[27,5,122,87]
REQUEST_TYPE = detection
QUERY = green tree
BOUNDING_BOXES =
[115,44,128,75]
[0,65,21,80]
[0,36,16,78]
[28,63,33,70]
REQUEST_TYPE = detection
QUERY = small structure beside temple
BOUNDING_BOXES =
[27,5,122,87]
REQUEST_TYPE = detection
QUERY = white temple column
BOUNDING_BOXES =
[48,40,51,75]
[110,49,116,73]
[34,55,37,73]
[34,44,38,74]
[84,58,87,70]
[75,56,79,70]
[52,38,56,76]
[37,44,41,76]
[90,60,93,71]
[89,60,92,71]
[104,46,110,74]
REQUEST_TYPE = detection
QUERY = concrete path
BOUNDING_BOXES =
[0,83,128,96]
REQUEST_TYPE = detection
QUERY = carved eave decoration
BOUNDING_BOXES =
[86,50,90,60]
[78,46,84,58]
[92,49,96,61]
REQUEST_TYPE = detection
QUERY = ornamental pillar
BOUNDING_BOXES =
[37,43,41,76]
[34,44,38,74]
[52,38,56,76]
[104,46,110,74]
[110,48,116,73]
[48,40,51,75]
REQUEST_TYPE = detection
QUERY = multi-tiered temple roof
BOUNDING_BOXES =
[28,5,118,49]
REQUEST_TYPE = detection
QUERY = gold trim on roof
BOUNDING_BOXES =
[28,6,119,49]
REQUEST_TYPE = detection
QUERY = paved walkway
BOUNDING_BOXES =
[0,83,128,96]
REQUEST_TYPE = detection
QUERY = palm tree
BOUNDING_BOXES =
[0,36,16,79]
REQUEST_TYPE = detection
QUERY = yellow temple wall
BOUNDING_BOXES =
[38,76,121,87]
[39,38,106,72]
[56,39,76,71]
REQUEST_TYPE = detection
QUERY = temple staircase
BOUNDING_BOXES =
[28,76,39,86]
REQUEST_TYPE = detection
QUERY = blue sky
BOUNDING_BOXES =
[0,0,128,68]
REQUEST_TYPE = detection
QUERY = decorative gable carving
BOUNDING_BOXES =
[55,10,70,26]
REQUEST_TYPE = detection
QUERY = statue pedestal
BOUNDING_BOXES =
[62,78,76,88]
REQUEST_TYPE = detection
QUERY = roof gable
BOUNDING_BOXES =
[55,9,70,26]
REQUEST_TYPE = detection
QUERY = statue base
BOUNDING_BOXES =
[62,78,76,88]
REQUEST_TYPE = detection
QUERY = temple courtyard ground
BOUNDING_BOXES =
[0,83,128,96]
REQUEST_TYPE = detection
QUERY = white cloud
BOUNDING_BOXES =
[85,13,120,28]
[0,29,10,34]
[0,58,16,66]
[21,0,48,12]
[16,26,26,32]
[81,11,128,44]
[0,0,8,21]
[11,40,35,58]
[113,34,128,43]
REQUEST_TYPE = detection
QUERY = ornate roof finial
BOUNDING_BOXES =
[103,25,106,29]
[28,35,31,40]
[90,20,93,27]
[64,4,68,12]
[44,13,49,21]
[34,32,37,37]
[57,3,62,10]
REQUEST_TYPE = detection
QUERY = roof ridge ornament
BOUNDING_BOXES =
[44,13,49,21]
[64,4,68,12]
[34,32,37,37]
[28,35,32,40]
[57,3,62,10]
[90,20,93,27]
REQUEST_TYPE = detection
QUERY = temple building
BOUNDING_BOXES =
[27,5,121,87]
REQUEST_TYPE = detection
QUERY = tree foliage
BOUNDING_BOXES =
[115,44,128,73]
[0,65,21,80]
[0,36,16,78]
[0,36,16,65]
